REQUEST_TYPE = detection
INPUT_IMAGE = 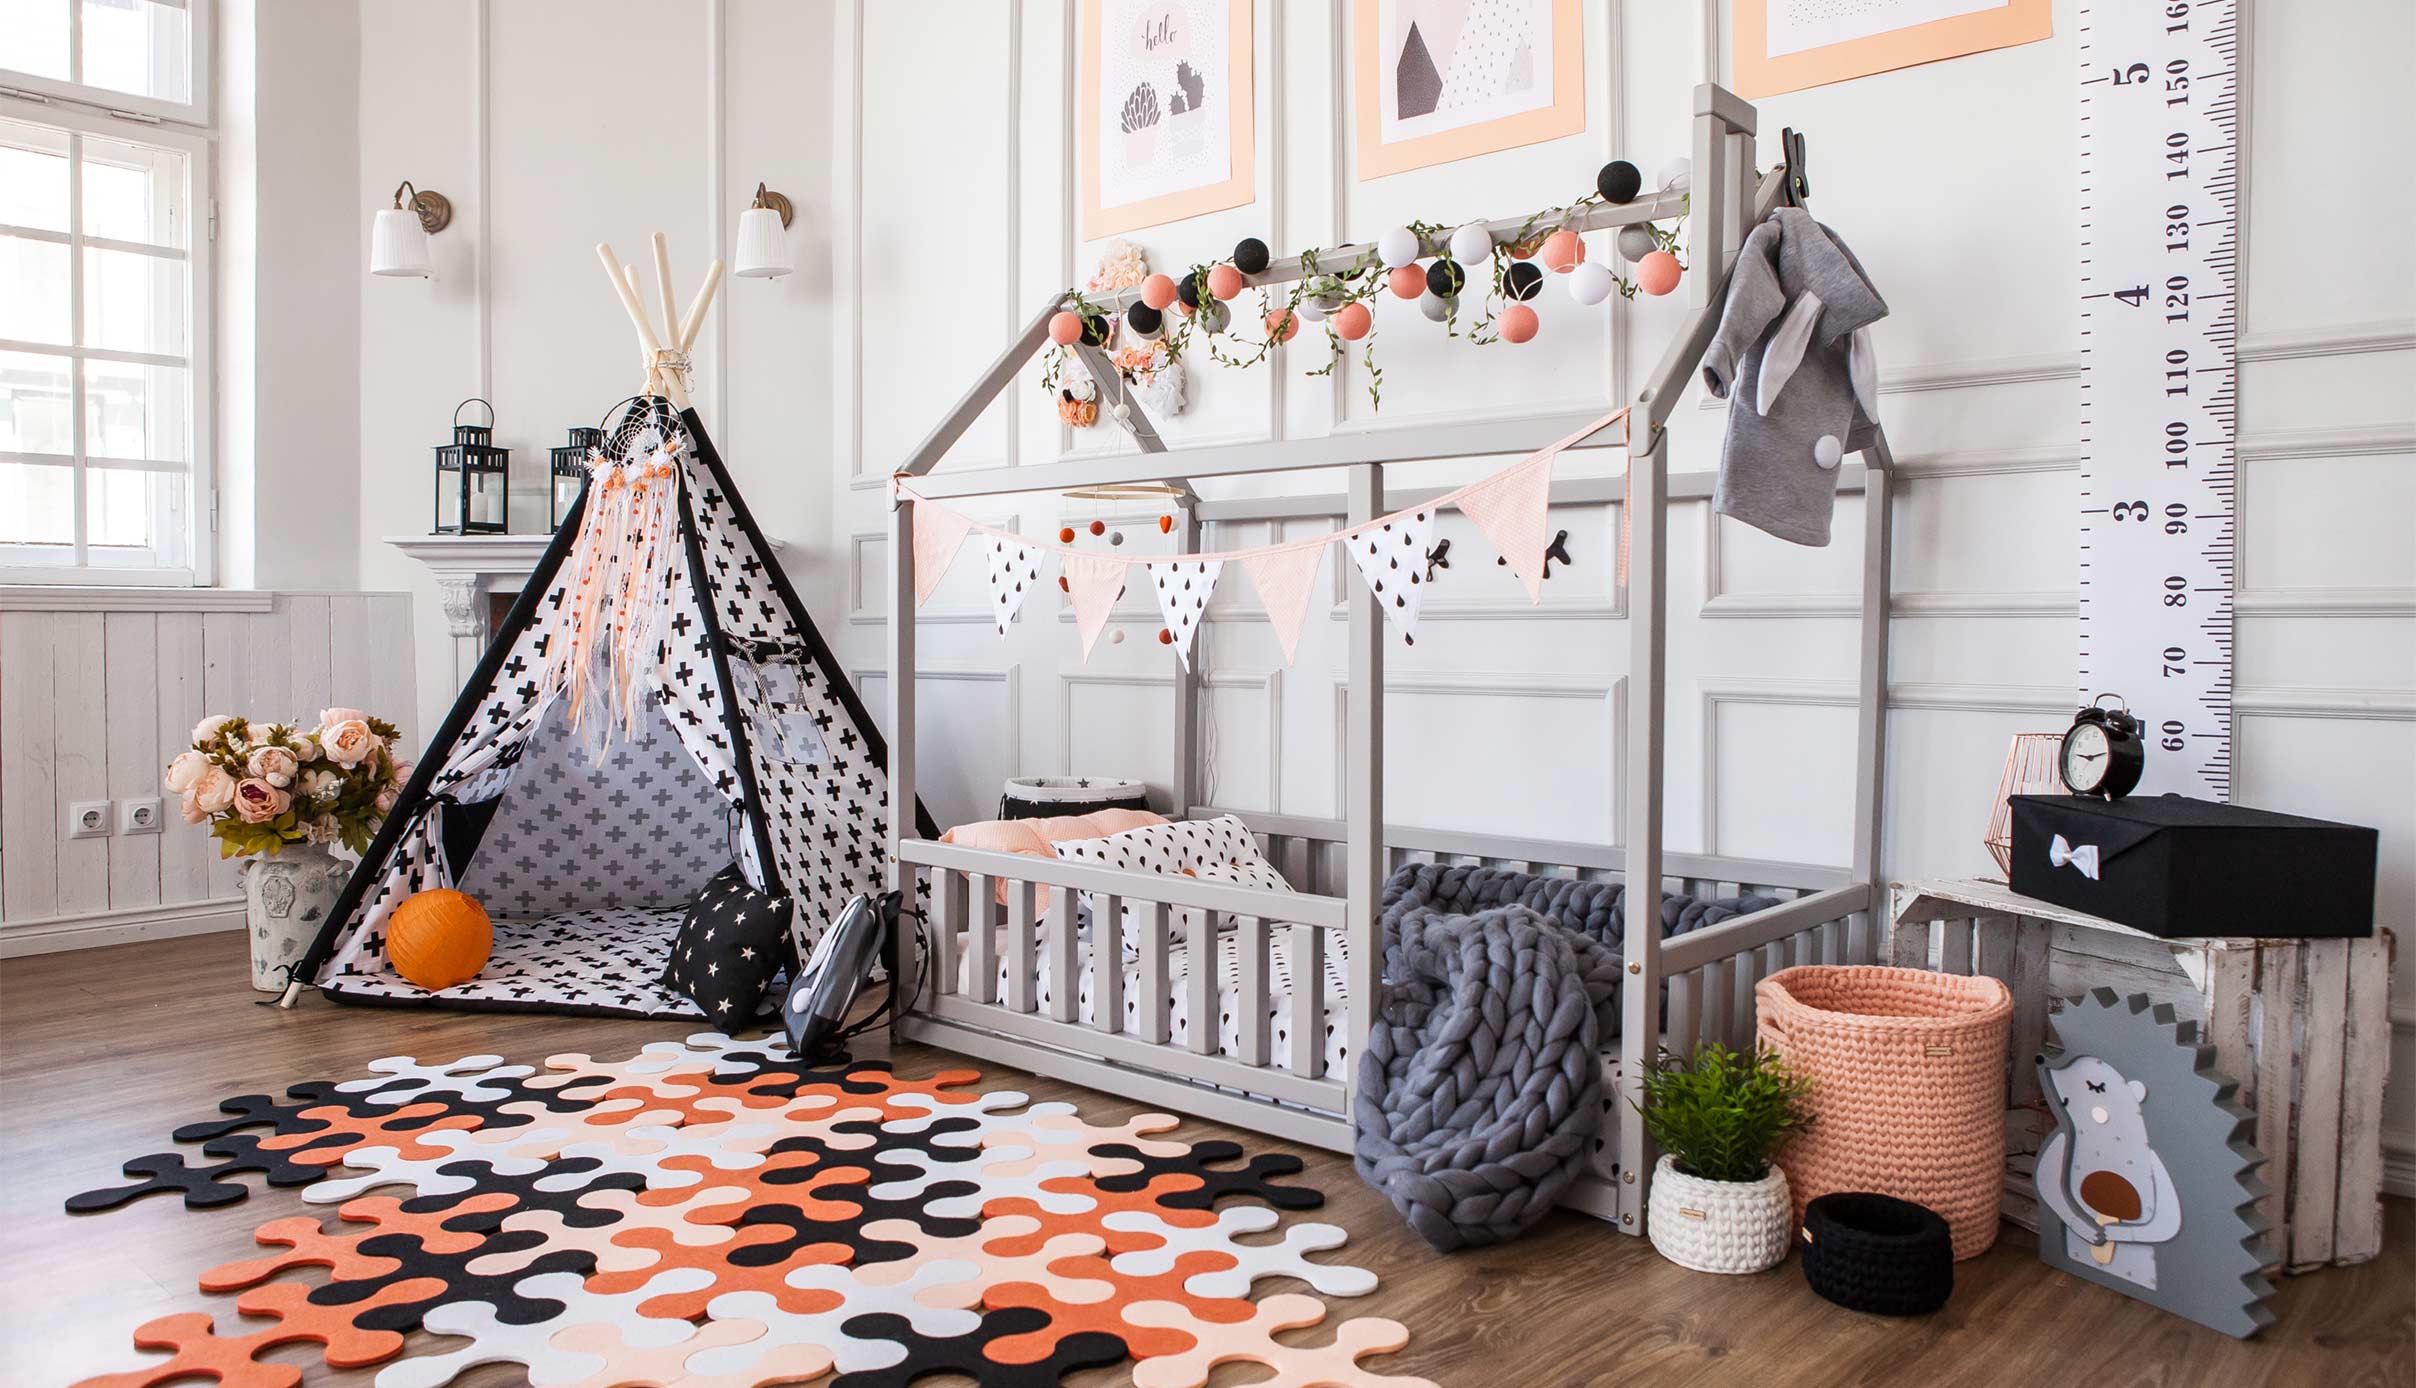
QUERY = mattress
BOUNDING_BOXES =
[322,904,718,1020]
[957,926,1353,1075]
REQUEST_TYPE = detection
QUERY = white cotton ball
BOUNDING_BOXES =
[1296,298,1327,323]
[1197,299,1231,334]
[1110,403,1132,426]
[1616,226,1658,264]
[1813,435,1843,470]
[1378,226,1423,269]
[1567,260,1615,307]
[1658,156,1691,192]
[1448,221,1495,267]
[1418,292,1453,323]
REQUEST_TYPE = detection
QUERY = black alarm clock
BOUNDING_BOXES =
[2059,693,2146,800]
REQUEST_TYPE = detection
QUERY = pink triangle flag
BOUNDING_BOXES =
[1062,549,1128,661]
[1457,449,1555,602]
[1240,543,1326,665]
[912,500,976,606]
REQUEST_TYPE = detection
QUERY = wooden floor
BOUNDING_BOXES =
[4,932,2409,1387]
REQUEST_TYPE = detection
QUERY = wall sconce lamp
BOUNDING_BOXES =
[733,182,794,280]
[371,180,452,278]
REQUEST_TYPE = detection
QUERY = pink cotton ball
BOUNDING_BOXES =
[1048,311,1084,346]
[1541,229,1586,273]
[1388,265,1426,300]
[1637,251,1682,297]
[1499,303,1539,344]
[1206,263,1246,300]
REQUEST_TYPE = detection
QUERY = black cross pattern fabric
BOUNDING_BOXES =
[660,864,794,1026]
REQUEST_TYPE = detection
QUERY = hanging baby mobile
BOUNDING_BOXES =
[1040,158,1689,415]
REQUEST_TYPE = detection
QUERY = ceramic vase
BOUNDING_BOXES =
[244,842,345,991]
[1647,1154,1794,1274]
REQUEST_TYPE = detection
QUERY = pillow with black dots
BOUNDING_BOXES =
[1048,814,1293,956]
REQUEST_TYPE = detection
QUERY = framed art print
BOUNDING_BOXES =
[1354,0,1584,181]
[1081,0,1256,238]
[1732,0,2052,99]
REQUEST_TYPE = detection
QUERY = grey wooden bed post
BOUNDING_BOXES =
[1849,431,1895,961]
[1342,463,1386,1110]
[1171,503,1204,814]
[1616,426,1670,1229]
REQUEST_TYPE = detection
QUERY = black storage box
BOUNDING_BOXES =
[2008,793,2376,939]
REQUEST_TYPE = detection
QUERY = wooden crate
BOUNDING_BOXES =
[1888,877,2394,1273]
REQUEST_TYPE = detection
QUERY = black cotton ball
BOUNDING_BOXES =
[1425,258,1465,299]
[1504,260,1543,302]
[1081,313,1110,346]
[1597,159,1642,204]
[1125,302,1163,336]
[1232,237,1270,275]
[1176,274,1201,309]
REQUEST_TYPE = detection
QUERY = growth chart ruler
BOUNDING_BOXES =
[2078,0,2240,800]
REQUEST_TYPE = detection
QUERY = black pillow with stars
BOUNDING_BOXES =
[661,863,795,1025]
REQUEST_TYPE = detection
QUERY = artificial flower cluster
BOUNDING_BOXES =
[164,707,410,859]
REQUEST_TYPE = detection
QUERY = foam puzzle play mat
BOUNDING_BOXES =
[61,1031,1432,1386]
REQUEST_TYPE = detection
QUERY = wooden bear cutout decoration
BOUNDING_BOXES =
[2034,987,2277,1339]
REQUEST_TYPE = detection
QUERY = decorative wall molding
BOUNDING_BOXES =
[2233,686,2416,721]
[1697,677,1857,853]
[2237,318,2416,362]
[851,663,1025,784]
[1059,668,1284,812]
[0,587,277,613]
[1886,681,2071,715]
[1332,672,1629,845]
[1888,444,2084,479]
[2233,586,2416,618]
[2235,421,2415,461]
[0,896,246,958]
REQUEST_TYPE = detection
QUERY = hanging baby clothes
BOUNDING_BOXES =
[1701,207,1887,547]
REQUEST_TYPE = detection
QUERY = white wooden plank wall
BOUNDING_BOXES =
[0,594,416,940]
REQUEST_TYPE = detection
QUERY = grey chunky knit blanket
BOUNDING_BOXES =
[1352,862,1774,1250]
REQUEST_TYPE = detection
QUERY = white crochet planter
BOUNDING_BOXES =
[1647,1155,1793,1274]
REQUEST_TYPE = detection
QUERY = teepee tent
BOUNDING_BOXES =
[285,238,930,1018]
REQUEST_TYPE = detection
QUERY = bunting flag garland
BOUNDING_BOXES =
[1457,448,1556,602]
[911,499,976,605]
[896,405,1627,664]
[985,535,1044,637]
[1345,508,1436,638]
[1241,544,1327,664]
[1149,558,1223,669]
[1062,548,1128,659]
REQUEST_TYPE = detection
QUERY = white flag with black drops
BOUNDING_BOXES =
[1149,559,1222,670]
[985,535,1044,638]
[1346,508,1434,639]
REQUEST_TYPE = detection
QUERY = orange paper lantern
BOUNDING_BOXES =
[1540,229,1586,273]
[1387,265,1425,300]
[1636,250,1682,296]
[1334,302,1374,340]
[386,888,492,991]
[1206,263,1246,300]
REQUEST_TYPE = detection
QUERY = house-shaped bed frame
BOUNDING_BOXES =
[883,85,1896,1235]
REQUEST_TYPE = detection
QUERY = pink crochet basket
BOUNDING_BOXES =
[1754,965,2012,1260]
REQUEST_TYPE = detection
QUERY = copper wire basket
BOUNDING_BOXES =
[1984,732,2067,877]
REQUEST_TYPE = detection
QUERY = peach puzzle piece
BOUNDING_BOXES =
[1123,1293,1436,1388]
[547,1314,832,1388]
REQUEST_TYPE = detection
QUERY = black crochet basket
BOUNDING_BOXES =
[1799,1193,1955,1316]
[997,776,1150,821]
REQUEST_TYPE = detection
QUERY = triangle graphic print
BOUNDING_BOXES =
[1457,449,1554,602]
[1062,549,1127,661]
[985,535,1043,638]
[911,500,976,606]
[1148,559,1222,670]
[1346,508,1435,640]
[1239,544,1325,665]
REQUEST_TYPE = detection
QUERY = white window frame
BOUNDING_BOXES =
[1,93,215,585]
[0,0,214,128]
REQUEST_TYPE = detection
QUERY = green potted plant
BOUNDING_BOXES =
[1634,1043,1815,1273]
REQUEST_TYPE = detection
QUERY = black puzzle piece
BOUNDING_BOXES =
[831,1308,1130,1388]
[65,1133,325,1214]
[1091,1139,1324,1211]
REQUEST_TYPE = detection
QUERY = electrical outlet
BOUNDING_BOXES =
[121,797,164,835]
[67,800,113,839]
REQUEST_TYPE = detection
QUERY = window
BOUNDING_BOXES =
[2,1,212,583]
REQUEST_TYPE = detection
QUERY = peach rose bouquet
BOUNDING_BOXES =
[166,707,410,858]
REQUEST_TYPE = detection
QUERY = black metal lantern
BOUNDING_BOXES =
[549,425,601,529]
[433,397,510,534]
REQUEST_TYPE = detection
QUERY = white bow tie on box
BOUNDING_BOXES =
[2049,834,2101,881]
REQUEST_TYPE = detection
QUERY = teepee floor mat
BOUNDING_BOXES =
[58,1033,1428,1387]
[321,905,709,1020]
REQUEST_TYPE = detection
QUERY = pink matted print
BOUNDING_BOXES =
[1732,0,2052,99]
[1354,0,1584,181]
[1080,0,1257,238]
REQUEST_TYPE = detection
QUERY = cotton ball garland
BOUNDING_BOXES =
[1334,301,1374,340]
[1504,260,1543,302]
[1636,250,1682,297]
[1140,273,1178,310]
[1232,237,1270,274]
[1082,313,1110,346]
[1424,258,1466,299]
[1125,303,1164,339]
[1206,263,1246,301]
[1387,264,1426,300]
[1596,159,1642,204]
[1418,291,1453,323]
[1378,226,1422,269]
[1264,307,1300,343]
[1448,221,1494,267]
[1658,156,1691,192]
[1196,298,1231,333]
[1567,260,1615,306]
[1499,303,1539,344]
[1048,311,1084,346]
[1296,297,1327,323]
[1616,226,1657,263]
[1541,228,1586,273]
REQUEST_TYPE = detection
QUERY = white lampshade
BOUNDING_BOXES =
[370,207,432,277]
[733,206,791,279]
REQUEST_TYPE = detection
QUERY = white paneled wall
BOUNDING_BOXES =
[816,0,2415,1185]
[0,594,415,953]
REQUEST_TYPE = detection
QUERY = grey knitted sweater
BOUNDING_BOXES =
[1702,207,1888,547]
